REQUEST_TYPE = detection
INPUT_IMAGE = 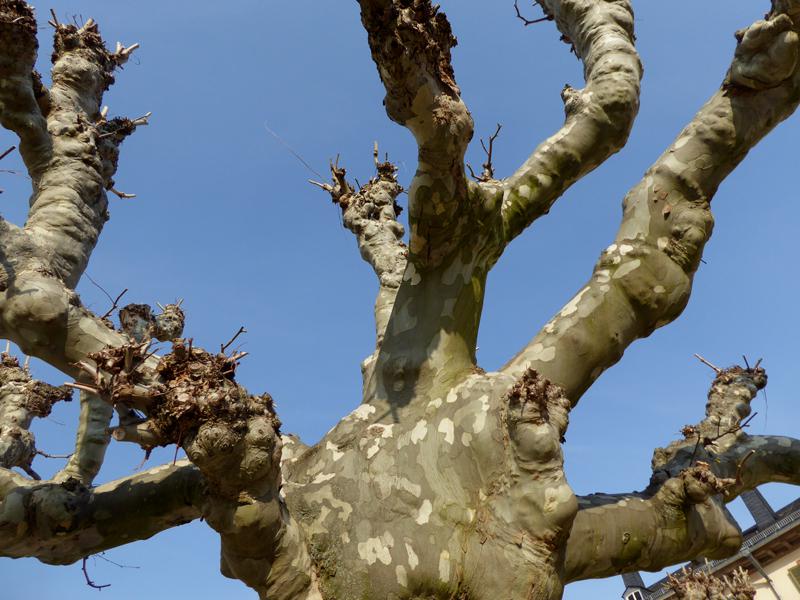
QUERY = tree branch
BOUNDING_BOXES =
[311,146,407,380]
[0,461,203,563]
[0,1,52,181]
[0,352,72,480]
[20,16,145,288]
[358,0,474,267]
[503,2,800,404]
[565,465,742,582]
[566,362,800,581]
[499,0,642,244]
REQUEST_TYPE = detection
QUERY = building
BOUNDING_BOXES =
[619,490,800,600]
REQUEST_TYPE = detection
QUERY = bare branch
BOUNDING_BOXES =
[503,4,800,405]
[468,123,502,183]
[566,362,800,582]
[358,0,474,267]
[514,0,552,26]
[0,352,73,477]
[499,0,641,243]
[311,146,406,365]
[694,353,722,374]
[566,465,742,582]
[19,18,148,287]
[0,461,203,563]
[55,391,113,485]
[0,1,52,179]
[81,557,110,590]
[100,288,129,320]
[220,326,247,354]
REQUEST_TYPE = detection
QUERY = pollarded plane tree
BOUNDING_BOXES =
[0,0,799,598]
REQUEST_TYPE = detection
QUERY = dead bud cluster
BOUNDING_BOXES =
[311,143,404,218]
[506,368,570,441]
[666,566,755,600]
[680,462,736,503]
[71,337,277,451]
[149,339,277,445]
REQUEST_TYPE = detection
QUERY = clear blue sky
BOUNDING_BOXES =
[1,1,799,598]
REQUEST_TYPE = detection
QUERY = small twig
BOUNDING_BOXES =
[134,447,153,471]
[36,449,74,460]
[173,432,182,465]
[65,382,102,395]
[81,557,110,590]
[469,124,502,182]
[690,412,759,465]
[95,553,139,570]
[514,0,552,25]
[110,188,136,199]
[693,353,721,374]
[100,288,128,320]
[84,273,115,307]
[221,326,247,353]
[264,122,324,180]
[48,9,60,28]
[0,146,15,162]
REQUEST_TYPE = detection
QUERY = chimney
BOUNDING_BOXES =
[741,489,777,530]
[621,571,647,598]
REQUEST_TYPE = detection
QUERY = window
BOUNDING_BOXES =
[789,564,800,591]
[625,591,644,600]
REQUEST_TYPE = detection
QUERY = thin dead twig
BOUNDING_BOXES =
[514,0,552,26]
[221,326,247,354]
[468,123,502,183]
[81,557,110,590]
[100,288,129,320]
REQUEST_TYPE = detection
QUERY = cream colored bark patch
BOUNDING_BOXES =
[351,404,376,421]
[326,441,344,461]
[396,565,408,587]
[415,499,433,525]
[405,542,419,570]
[358,531,395,565]
[411,419,428,444]
[438,418,454,444]
[438,550,451,582]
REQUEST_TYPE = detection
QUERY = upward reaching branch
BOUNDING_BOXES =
[504,1,800,404]
[500,0,642,243]
[358,0,474,267]
[311,147,407,381]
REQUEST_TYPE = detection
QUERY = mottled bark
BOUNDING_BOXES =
[499,0,642,243]
[312,148,407,386]
[565,363,800,583]
[0,461,202,563]
[503,1,800,405]
[0,1,799,600]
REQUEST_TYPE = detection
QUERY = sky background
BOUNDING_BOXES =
[1,1,799,598]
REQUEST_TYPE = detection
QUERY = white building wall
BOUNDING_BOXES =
[750,546,800,599]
